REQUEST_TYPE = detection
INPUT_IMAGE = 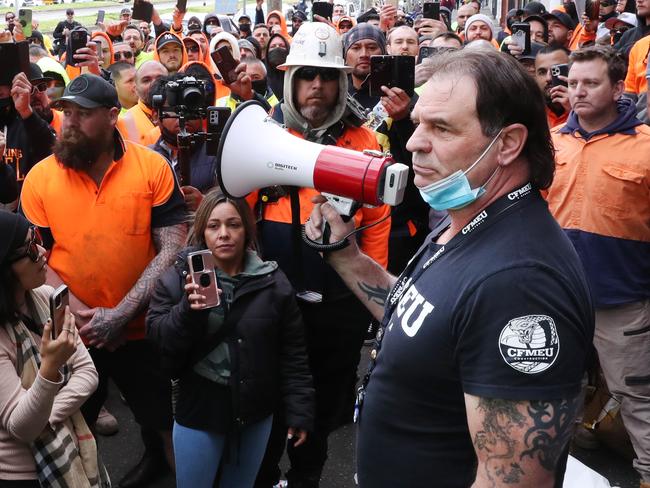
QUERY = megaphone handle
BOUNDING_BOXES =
[322,215,352,245]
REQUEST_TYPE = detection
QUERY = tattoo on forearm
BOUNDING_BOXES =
[473,396,579,486]
[115,223,187,321]
[474,399,527,486]
[521,397,580,471]
[357,281,389,306]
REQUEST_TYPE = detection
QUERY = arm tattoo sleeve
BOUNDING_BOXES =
[357,281,390,306]
[472,395,579,487]
[114,223,188,322]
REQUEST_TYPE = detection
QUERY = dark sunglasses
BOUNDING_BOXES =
[31,82,48,95]
[295,66,339,82]
[9,226,43,263]
[185,44,200,53]
[114,51,134,60]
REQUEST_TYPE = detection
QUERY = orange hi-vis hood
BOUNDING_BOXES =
[267,10,292,40]
[336,16,356,34]
[153,31,188,73]
[187,31,212,67]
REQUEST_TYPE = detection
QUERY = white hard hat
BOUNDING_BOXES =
[278,22,351,72]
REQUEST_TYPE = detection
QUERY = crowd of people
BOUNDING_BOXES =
[0,0,649,487]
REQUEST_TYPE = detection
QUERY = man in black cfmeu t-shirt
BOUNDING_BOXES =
[305,49,594,488]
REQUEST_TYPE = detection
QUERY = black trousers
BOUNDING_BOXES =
[255,295,369,488]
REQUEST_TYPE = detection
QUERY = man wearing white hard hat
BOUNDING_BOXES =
[252,21,391,488]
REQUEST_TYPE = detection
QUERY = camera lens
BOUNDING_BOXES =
[192,254,205,271]
[199,273,211,287]
[183,86,204,107]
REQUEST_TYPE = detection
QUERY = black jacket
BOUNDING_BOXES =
[146,248,314,432]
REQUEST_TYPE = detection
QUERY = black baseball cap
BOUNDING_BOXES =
[28,63,52,85]
[156,32,183,51]
[543,10,576,30]
[51,74,120,110]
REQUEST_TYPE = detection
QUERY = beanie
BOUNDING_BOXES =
[0,211,30,265]
[343,24,386,57]
[464,14,496,40]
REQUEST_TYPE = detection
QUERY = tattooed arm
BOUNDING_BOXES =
[304,195,396,320]
[465,393,580,488]
[78,223,188,348]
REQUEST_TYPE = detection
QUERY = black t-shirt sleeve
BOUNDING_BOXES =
[149,154,188,228]
[452,265,592,401]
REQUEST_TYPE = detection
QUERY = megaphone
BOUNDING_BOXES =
[216,101,409,207]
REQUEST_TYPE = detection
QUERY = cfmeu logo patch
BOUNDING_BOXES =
[498,315,559,374]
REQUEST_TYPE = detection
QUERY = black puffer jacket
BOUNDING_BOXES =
[146,248,314,432]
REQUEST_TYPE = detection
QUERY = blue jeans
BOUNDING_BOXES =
[173,416,273,488]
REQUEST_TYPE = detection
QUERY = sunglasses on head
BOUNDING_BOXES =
[114,51,134,60]
[9,226,43,264]
[295,66,339,82]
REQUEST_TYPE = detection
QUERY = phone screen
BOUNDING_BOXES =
[18,9,32,38]
[211,46,239,84]
[312,1,334,21]
[422,1,440,20]
[132,0,154,23]
[96,10,105,25]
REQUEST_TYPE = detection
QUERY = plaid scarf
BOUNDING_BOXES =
[6,291,101,488]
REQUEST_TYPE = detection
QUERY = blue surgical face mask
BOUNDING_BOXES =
[417,129,503,211]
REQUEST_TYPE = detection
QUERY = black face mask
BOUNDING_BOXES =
[251,78,268,96]
[239,23,251,35]
[266,47,288,69]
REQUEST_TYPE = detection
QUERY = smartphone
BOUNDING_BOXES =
[211,46,239,85]
[188,250,220,308]
[422,1,440,20]
[49,285,69,340]
[585,0,600,21]
[551,63,569,87]
[0,41,29,85]
[18,9,32,38]
[312,1,334,21]
[417,45,436,63]
[511,22,531,56]
[96,10,105,25]
[384,0,399,7]
[205,107,231,155]
[132,0,154,23]
[369,55,415,98]
[176,0,188,13]
[66,29,88,67]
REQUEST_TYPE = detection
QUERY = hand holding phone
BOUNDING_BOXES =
[176,0,188,13]
[187,250,221,309]
[551,63,569,87]
[96,10,105,26]
[369,55,415,98]
[312,1,334,21]
[510,22,531,56]
[67,29,88,67]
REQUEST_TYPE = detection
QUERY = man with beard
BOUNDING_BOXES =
[344,24,387,110]
[123,25,154,68]
[254,22,390,488]
[542,10,576,49]
[154,32,187,75]
[20,73,187,488]
[534,45,571,127]
[0,64,56,208]
[149,74,219,211]
[118,60,168,145]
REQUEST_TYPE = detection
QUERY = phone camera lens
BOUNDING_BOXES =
[199,273,211,287]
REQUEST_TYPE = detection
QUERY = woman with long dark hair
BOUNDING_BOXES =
[0,211,99,487]
[147,190,314,488]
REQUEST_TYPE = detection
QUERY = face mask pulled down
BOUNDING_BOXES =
[417,129,503,211]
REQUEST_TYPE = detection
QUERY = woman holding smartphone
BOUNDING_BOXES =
[0,211,99,487]
[147,190,314,488]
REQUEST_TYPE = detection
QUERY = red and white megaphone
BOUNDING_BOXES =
[216,101,409,208]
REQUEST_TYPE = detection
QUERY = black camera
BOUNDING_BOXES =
[152,76,208,114]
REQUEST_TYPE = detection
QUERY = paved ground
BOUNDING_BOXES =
[99,345,640,488]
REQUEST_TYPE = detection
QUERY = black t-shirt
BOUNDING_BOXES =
[356,187,594,488]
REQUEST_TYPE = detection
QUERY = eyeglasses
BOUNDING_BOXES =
[114,51,134,60]
[185,45,200,53]
[30,82,48,95]
[295,66,340,82]
[6,15,15,21]
[9,226,43,263]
